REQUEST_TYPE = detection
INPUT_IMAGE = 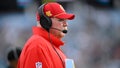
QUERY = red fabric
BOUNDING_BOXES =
[44,2,75,20]
[36,12,40,21]
[17,26,66,68]
[37,2,75,21]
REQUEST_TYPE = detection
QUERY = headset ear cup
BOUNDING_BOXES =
[40,14,52,31]
[38,3,52,32]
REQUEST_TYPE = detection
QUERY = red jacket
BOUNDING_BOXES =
[17,26,66,68]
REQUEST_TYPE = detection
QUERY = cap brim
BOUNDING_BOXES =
[56,13,75,20]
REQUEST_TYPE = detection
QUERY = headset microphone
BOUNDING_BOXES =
[62,30,67,34]
[51,28,68,34]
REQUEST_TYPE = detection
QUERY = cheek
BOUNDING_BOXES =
[52,21,62,27]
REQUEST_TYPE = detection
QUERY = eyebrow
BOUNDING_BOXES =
[58,19,67,21]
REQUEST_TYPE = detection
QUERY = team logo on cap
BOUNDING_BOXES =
[45,11,52,17]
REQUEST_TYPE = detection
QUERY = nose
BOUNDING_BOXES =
[63,21,68,27]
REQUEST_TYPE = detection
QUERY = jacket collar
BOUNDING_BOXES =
[32,26,64,48]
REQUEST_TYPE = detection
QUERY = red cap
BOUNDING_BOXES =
[36,12,40,21]
[36,2,75,21]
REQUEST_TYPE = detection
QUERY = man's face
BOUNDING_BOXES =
[50,17,68,39]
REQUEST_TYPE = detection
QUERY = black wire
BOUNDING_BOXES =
[48,33,65,68]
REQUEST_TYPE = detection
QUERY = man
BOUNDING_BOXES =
[18,2,75,68]
[7,47,21,68]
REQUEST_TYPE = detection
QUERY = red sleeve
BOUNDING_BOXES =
[23,44,49,68]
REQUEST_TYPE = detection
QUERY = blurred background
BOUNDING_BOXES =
[0,0,120,68]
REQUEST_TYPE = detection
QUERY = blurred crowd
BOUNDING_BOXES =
[0,0,120,68]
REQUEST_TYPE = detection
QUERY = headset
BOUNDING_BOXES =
[38,3,68,34]
[38,3,52,32]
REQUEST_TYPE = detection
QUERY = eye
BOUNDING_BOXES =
[58,19,65,22]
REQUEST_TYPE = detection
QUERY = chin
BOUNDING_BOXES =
[60,33,66,38]
[57,33,65,39]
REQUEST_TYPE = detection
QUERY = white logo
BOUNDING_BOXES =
[36,62,42,68]
[65,59,75,68]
